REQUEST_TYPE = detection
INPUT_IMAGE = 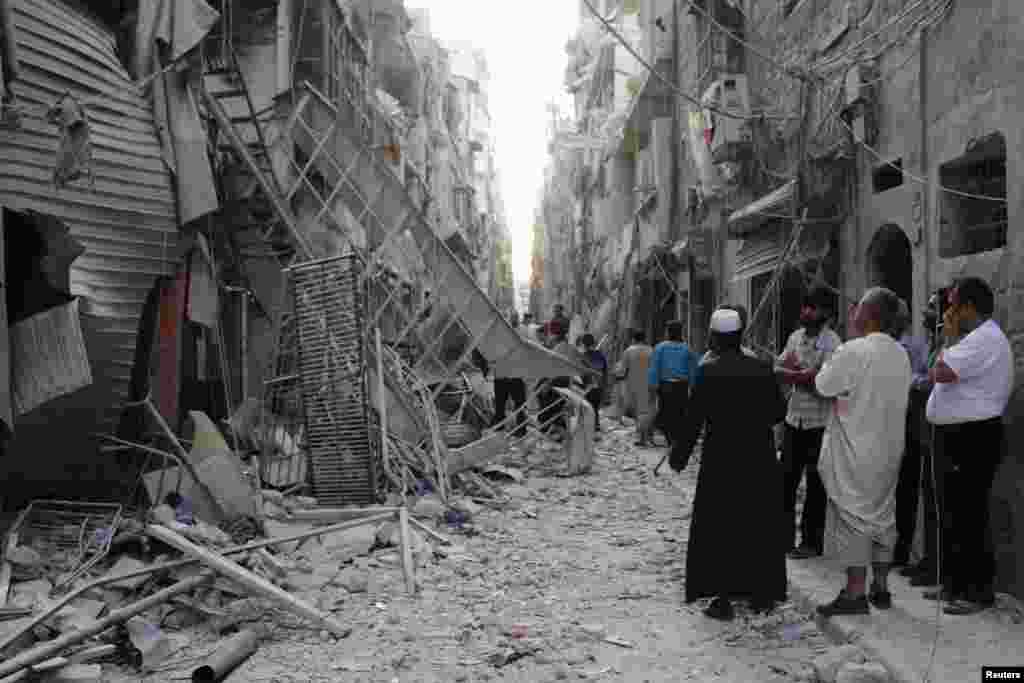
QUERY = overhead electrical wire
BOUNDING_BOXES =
[838,117,1008,203]
[579,0,796,121]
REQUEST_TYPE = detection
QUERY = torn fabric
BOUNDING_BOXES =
[135,0,220,224]
[47,93,94,188]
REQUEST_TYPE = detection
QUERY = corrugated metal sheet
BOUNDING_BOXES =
[0,0,180,427]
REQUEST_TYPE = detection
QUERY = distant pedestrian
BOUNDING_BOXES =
[538,321,574,437]
[670,309,789,620]
[492,310,528,438]
[925,276,1013,615]
[775,286,841,560]
[815,287,911,617]
[580,333,608,433]
[648,320,701,447]
[617,329,655,445]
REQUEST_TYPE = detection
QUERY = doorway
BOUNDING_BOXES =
[866,223,913,310]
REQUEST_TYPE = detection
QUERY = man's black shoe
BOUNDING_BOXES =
[817,592,870,618]
[868,590,892,609]
[788,546,822,560]
[703,597,735,621]
[909,572,939,587]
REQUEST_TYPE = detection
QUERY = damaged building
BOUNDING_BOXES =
[0,0,578,521]
[534,0,1024,600]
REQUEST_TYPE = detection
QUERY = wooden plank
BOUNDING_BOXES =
[398,508,415,595]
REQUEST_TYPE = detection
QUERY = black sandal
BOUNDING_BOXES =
[817,591,870,617]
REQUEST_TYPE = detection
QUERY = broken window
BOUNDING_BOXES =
[3,209,82,324]
[938,132,1007,258]
[872,158,903,193]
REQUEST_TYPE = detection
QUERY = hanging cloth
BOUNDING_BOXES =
[47,93,94,189]
[135,0,221,225]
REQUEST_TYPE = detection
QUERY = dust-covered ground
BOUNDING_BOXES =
[120,424,834,682]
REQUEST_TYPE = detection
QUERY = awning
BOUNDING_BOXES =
[732,221,834,282]
[727,180,796,236]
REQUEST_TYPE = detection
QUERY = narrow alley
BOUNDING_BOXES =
[106,427,836,683]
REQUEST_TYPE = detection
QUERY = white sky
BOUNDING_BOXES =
[406,1,578,288]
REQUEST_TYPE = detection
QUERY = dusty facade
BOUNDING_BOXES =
[534,0,1024,599]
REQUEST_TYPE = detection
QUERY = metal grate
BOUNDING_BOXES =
[12,500,122,591]
[289,254,375,505]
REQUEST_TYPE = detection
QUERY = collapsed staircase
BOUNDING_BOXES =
[198,16,589,503]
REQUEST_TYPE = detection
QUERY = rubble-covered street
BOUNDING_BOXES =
[75,426,835,683]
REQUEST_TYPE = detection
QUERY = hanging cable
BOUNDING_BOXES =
[838,117,1007,202]
[579,0,795,121]
[678,0,812,82]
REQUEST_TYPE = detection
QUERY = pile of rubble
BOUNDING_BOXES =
[0,477,508,682]
[0,399,522,683]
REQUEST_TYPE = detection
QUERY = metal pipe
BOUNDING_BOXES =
[0,574,214,678]
[191,628,259,682]
[0,512,395,654]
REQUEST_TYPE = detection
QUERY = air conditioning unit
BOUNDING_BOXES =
[702,74,753,164]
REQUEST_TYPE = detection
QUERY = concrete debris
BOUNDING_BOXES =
[836,661,892,683]
[103,557,151,591]
[125,616,172,671]
[10,579,53,610]
[814,645,867,683]
[7,546,43,570]
[53,599,104,634]
[412,494,447,520]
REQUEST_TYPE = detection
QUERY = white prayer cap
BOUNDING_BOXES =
[709,309,742,333]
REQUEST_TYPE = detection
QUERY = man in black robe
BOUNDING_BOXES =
[670,308,789,620]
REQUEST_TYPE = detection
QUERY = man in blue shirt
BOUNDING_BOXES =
[648,320,701,447]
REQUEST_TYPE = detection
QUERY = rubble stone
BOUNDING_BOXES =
[814,645,867,683]
[836,661,892,683]
[10,578,53,609]
[54,599,105,633]
[7,545,43,568]
[105,556,152,591]
[451,498,483,520]
[321,524,376,560]
[264,520,313,554]
[335,567,370,593]
[412,494,447,520]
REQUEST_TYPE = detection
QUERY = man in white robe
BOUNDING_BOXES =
[814,287,912,617]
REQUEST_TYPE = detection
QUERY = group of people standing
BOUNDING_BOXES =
[628,277,1010,622]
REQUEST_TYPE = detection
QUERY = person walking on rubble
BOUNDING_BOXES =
[925,277,1012,615]
[814,287,911,617]
[617,329,655,446]
[775,286,842,560]
[491,310,528,439]
[648,320,700,448]
[670,309,789,620]
[579,333,608,434]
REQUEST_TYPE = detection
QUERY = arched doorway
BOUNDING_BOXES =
[866,224,913,310]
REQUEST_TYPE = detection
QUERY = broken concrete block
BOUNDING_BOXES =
[264,520,313,555]
[335,567,369,594]
[282,496,317,512]
[322,525,376,560]
[375,521,397,547]
[151,504,177,527]
[836,662,891,683]
[104,556,152,591]
[40,664,103,682]
[503,484,533,500]
[261,489,285,506]
[412,495,446,520]
[451,498,483,520]
[54,599,105,634]
[7,545,43,568]
[263,500,289,520]
[10,579,53,609]
[126,616,172,671]
[814,645,867,683]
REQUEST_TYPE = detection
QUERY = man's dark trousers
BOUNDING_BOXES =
[894,386,928,564]
[657,380,689,445]
[938,417,1004,601]
[493,377,527,438]
[782,424,826,553]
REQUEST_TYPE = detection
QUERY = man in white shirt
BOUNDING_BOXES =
[814,287,911,617]
[925,276,1013,615]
